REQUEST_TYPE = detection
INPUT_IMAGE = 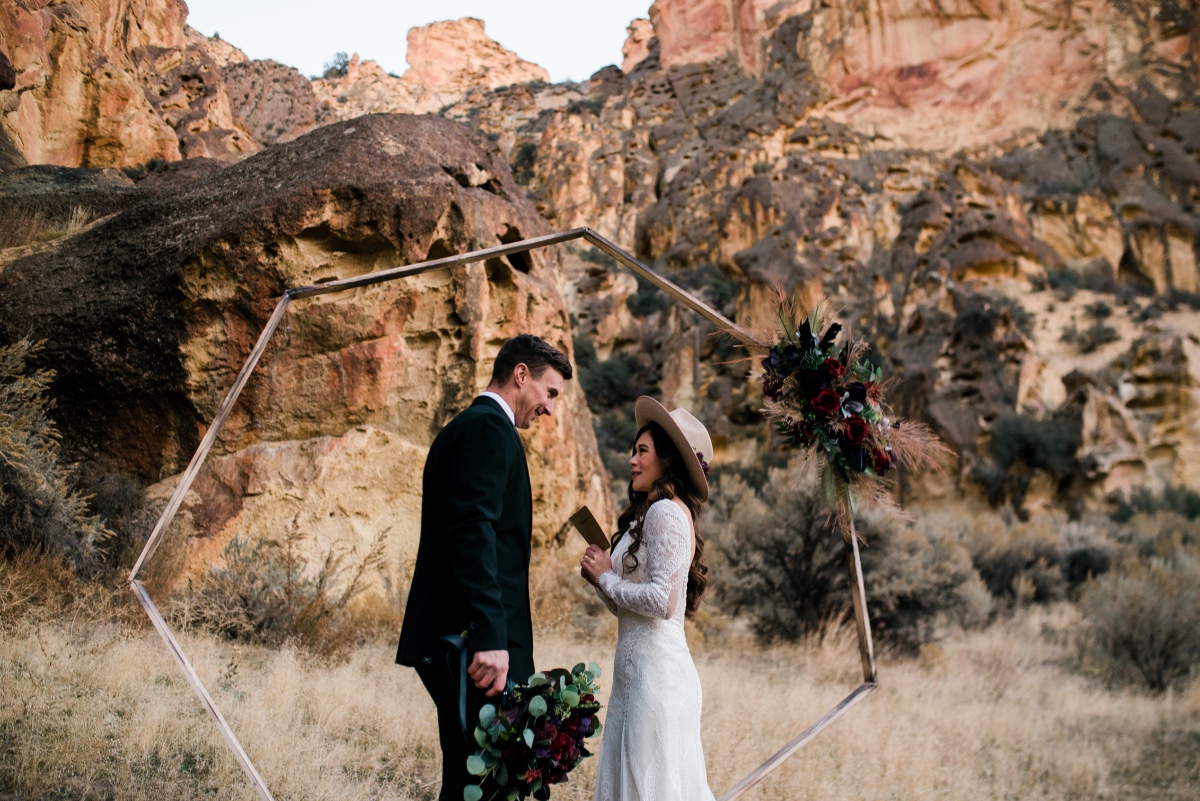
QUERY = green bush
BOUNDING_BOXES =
[709,471,977,650]
[1079,557,1200,692]
[579,352,649,409]
[0,339,107,571]
[626,280,668,317]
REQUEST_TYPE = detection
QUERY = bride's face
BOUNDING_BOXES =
[629,430,665,492]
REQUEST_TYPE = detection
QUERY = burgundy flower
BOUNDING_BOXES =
[821,358,846,379]
[795,368,827,399]
[844,415,868,445]
[811,388,840,416]
[872,448,896,475]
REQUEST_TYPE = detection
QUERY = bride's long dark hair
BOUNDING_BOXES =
[613,422,709,617]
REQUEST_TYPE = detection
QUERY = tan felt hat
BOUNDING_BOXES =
[634,396,713,502]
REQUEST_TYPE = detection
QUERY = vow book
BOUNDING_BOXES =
[569,506,610,550]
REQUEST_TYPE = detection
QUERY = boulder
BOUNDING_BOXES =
[0,114,612,588]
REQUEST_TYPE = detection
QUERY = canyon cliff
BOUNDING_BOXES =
[2,0,1199,589]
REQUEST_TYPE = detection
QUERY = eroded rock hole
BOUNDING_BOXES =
[499,225,532,273]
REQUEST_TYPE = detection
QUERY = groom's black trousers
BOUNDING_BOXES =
[417,647,534,801]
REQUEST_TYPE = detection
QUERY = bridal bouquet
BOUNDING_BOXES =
[742,295,949,537]
[464,662,603,801]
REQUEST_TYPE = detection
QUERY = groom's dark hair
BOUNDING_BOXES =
[490,333,573,385]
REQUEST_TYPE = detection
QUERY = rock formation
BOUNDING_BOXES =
[2,0,1198,533]
[0,0,255,169]
[435,0,1200,511]
[0,114,611,591]
[312,19,549,122]
[223,59,318,146]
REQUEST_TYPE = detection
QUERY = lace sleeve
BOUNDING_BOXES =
[597,500,692,620]
[594,583,619,616]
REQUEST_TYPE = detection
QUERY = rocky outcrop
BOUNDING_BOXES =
[312,19,549,122]
[433,0,1200,511]
[0,114,611,590]
[0,0,185,167]
[223,59,318,145]
[132,33,257,161]
[0,0,256,168]
[622,19,655,73]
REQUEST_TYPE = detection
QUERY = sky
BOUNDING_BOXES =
[185,1,653,83]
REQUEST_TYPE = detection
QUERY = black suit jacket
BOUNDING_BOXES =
[397,396,534,679]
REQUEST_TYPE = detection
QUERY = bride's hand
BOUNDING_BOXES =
[580,545,612,586]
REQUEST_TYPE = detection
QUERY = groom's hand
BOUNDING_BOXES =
[468,649,509,696]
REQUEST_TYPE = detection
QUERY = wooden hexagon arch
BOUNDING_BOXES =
[128,227,878,801]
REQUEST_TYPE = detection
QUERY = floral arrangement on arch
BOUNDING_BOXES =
[742,294,950,537]
[464,663,603,801]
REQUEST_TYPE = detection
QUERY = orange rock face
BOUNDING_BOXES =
[312,18,549,122]
[0,0,255,168]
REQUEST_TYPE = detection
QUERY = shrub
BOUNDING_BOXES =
[512,141,538,185]
[1079,557,1200,692]
[0,339,108,571]
[168,522,388,657]
[579,352,648,409]
[626,280,668,317]
[321,51,350,79]
[989,411,1080,479]
[1111,485,1200,522]
[964,515,1067,603]
[1061,321,1120,353]
[675,263,740,317]
[710,471,976,650]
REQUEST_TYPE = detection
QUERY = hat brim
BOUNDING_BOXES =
[634,396,709,502]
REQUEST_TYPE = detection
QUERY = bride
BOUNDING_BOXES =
[580,396,716,801]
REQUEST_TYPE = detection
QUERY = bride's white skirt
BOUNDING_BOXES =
[594,614,715,801]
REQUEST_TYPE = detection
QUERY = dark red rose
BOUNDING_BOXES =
[844,415,868,445]
[872,448,895,475]
[821,358,846,379]
[811,388,840,416]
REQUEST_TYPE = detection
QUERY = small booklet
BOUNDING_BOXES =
[569,506,610,551]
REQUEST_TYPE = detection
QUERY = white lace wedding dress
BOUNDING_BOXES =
[593,499,715,801]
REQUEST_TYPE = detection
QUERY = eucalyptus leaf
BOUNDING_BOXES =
[478,704,496,728]
[528,695,548,718]
[561,689,580,706]
[497,762,509,786]
[474,727,488,747]
[464,785,483,801]
[524,728,534,748]
[588,662,602,678]
[528,674,548,687]
[466,755,487,777]
[572,662,586,674]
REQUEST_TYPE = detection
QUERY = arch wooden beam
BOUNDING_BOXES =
[129,229,877,801]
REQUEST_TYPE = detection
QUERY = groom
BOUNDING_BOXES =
[397,333,573,801]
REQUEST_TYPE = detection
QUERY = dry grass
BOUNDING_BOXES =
[0,205,92,250]
[3,586,1198,801]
